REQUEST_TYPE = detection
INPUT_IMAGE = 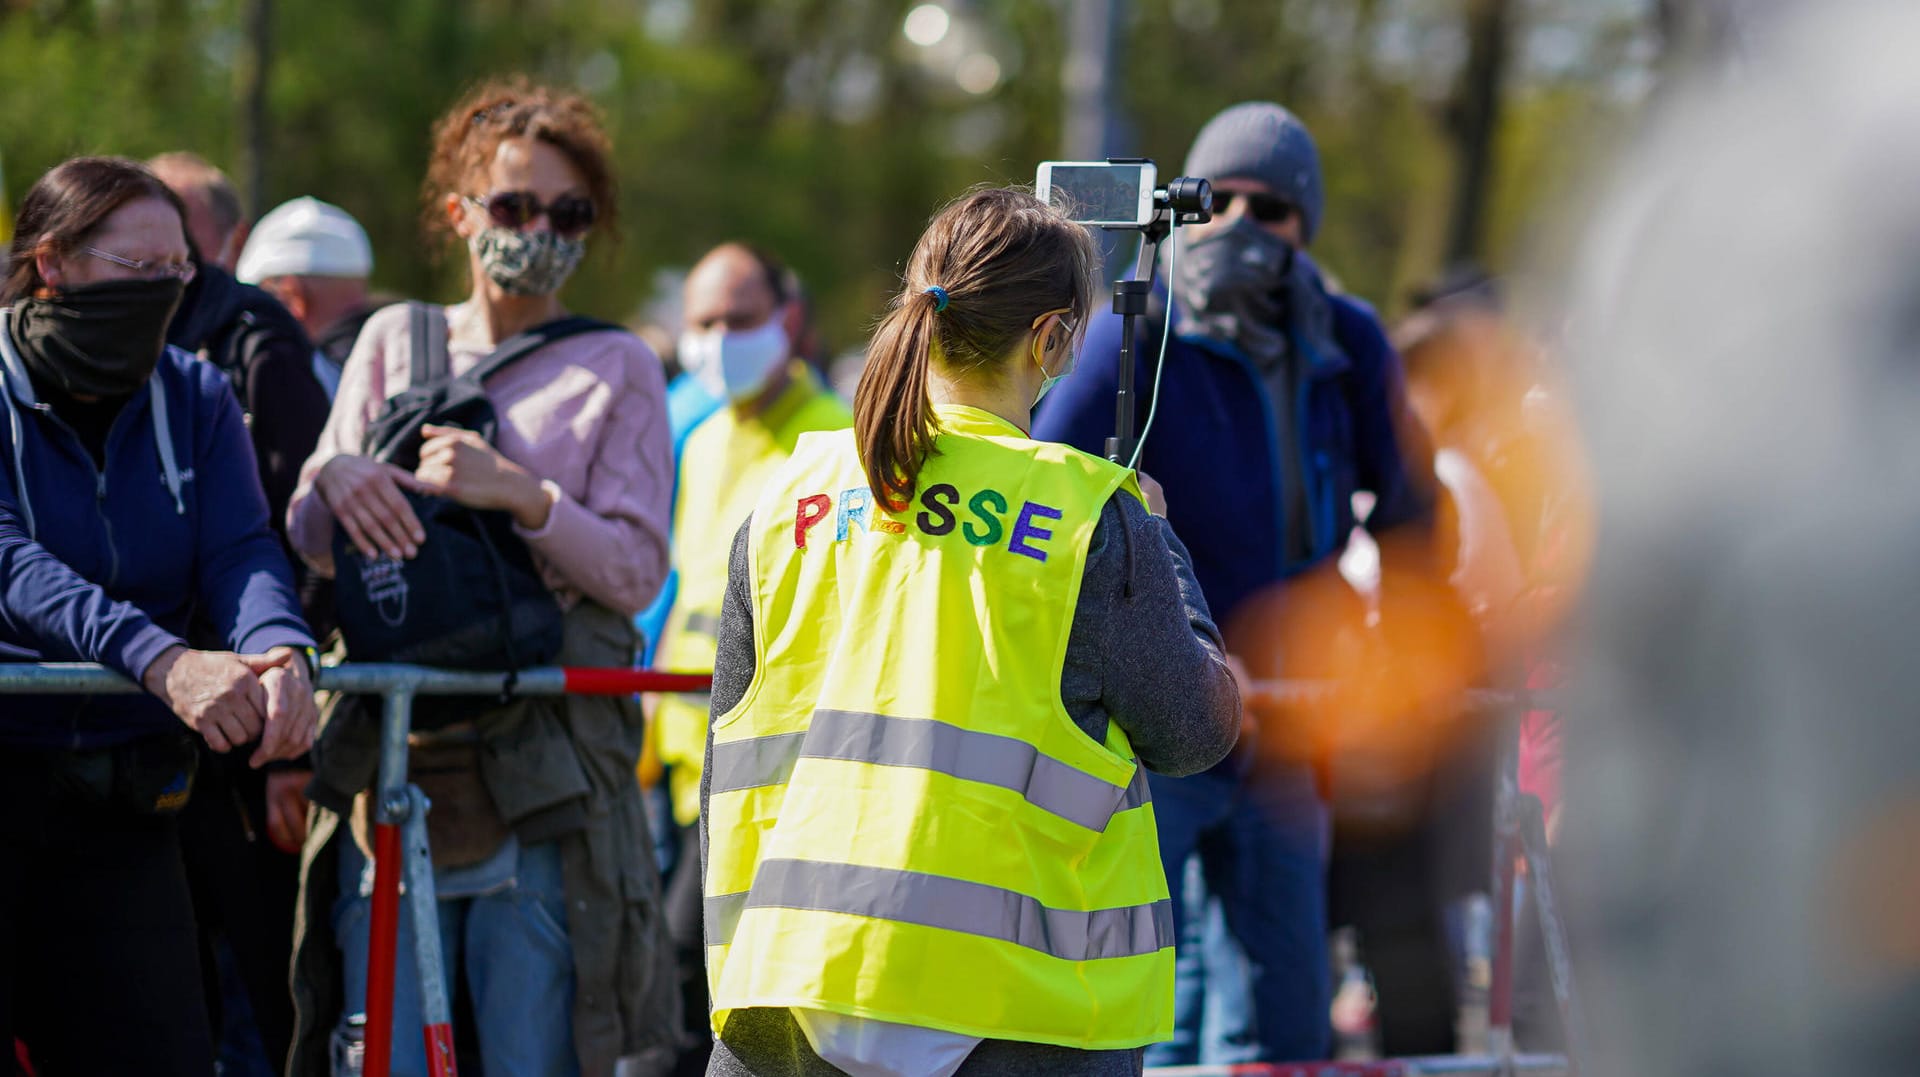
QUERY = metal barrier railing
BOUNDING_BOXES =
[1,665,1578,1077]
[1,660,708,1077]
[0,661,711,697]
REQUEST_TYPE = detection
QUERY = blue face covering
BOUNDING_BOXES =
[1033,366,1069,408]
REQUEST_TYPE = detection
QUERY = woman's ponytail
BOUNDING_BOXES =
[854,288,941,510]
[853,187,1100,512]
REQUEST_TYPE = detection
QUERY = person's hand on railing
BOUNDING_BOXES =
[250,645,318,768]
[141,646,287,754]
[412,424,556,530]
[316,453,427,561]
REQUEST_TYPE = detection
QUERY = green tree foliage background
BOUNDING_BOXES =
[0,0,1651,350]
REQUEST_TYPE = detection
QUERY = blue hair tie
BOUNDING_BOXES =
[922,285,950,313]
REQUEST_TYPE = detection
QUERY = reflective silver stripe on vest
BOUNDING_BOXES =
[708,731,807,794]
[707,709,1146,832]
[685,610,722,637]
[706,890,749,948]
[705,859,1173,960]
[1120,762,1150,813]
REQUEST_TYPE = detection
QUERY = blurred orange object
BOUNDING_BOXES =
[1825,795,1920,977]
[1226,550,1482,816]
[1222,303,1594,826]
[1399,308,1595,657]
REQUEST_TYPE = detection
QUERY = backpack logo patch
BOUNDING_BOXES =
[360,555,410,628]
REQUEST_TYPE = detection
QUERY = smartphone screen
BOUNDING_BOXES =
[1040,163,1155,226]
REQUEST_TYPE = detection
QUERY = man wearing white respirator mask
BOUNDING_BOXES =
[650,242,852,1073]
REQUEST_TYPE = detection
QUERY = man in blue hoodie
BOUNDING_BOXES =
[1033,102,1435,1064]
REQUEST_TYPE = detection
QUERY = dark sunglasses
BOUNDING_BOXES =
[1208,190,1297,224]
[467,190,597,238]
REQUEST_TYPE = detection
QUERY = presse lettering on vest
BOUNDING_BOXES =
[793,482,1067,561]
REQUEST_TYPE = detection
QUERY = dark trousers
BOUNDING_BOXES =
[665,823,712,1077]
[1511,875,1565,1052]
[1,745,214,1076]
[1328,831,1460,1055]
[1326,711,1497,1058]
[178,751,300,1074]
[1146,754,1332,1065]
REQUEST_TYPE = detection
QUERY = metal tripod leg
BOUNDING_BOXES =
[400,785,460,1077]
[364,691,410,1077]
[364,783,461,1077]
[1517,795,1586,1074]
[1487,713,1522,1071]
[363,687,459,1077]
[1477,699,1583,1077]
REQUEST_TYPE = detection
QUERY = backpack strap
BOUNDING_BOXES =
[204,308,259,403]
[407,301,452,388]
[460,315,620,388]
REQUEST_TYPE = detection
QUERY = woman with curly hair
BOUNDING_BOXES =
[285,77,680,1077]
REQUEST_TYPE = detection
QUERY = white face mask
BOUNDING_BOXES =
[679,317,789,402]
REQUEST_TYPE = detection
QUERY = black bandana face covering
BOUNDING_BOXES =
[10,277,186,397]
[1172,216,1298,367]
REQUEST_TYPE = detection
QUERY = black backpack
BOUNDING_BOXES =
[331,303,616,691]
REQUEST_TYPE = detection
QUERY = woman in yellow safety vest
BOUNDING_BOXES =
[701,187,1244,1077]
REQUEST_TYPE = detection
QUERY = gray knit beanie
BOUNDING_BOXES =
[1182,101,1323,243]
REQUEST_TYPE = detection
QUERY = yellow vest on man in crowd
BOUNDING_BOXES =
[652,363,851,827]
[704,405,1176,1049]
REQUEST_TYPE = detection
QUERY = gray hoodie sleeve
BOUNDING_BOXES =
[1063,492,1240,776]
[699,521,759,925]
[706,521,759,722]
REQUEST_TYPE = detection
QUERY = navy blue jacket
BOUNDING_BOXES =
[0,321,314,749]
[1033,273,1433,633]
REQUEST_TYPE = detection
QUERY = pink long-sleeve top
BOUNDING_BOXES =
[287,301,672,619]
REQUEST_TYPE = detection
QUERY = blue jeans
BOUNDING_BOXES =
[1145,754,1332,1065]
[334,837,579,1077]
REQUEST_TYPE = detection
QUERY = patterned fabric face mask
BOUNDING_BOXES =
[469,227,586,297]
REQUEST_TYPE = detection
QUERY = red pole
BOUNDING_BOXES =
[424,1023,458,1077]
[363,820,405,1077]
[562,667,712,695]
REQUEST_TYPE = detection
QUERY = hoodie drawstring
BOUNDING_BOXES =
[148,372,186,517]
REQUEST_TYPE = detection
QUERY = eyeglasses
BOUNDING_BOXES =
[465,191,597,238]
[1208,190,1298,224]
[84,247,197,284]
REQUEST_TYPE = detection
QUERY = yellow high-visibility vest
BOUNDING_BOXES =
[705,404,1174,1049]
[653,364,851,826]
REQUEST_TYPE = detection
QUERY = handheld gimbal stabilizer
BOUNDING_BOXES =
[1095,161,1211,466]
